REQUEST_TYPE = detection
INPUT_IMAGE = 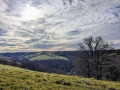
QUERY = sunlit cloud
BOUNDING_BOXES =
[0,0,120,52]
[21,4,40,20]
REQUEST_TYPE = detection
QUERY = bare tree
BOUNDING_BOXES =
[73,36,116,80]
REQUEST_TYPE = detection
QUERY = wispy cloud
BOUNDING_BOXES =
[0,0,120,52]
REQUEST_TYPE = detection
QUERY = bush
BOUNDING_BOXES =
[55,79,71,86]
[108,87,116,90]
[55,80,62,84]
[63,82,72,86]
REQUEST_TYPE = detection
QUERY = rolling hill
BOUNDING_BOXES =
[0,52,74,75]
[0,64,120,90]
[0,51,73,61]
[24,52,68,61]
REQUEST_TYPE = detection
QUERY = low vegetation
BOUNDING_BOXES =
[0,64,120,90]
[0,51,69,61]
[24,52,68,61]
[29,54,68,61]
[0,57,73,74]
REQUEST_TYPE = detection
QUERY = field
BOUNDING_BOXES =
[0,64,120,90]
[24,52,68,61]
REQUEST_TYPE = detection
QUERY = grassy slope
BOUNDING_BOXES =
[0,64,120,90]
[24,52,68,61]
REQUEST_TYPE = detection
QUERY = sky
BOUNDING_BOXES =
[0,0,120,52]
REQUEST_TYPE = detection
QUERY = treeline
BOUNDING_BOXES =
[21,60,73,74]
[0,58,20,66]
[0,58,73,74]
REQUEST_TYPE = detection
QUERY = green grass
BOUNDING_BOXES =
[0,64,120,90]
[30,55,68,61]
[24,52,68,61]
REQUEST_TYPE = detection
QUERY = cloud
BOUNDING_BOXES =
[0,28,7,36]
[32,43,53,49]
[0,0,120,52]
[0,43,15,46]
[67,30,81,35]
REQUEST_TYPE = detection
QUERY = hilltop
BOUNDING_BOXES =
[0,64,120,90]
[0,51,73,61]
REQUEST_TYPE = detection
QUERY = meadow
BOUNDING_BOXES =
[19,52,68,61]
[0,64,120,90]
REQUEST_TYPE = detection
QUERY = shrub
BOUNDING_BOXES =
[55,79,72,86]
[108,87,116,90]
[63,82,72,86]
[55,79,64,84]
[55,80,62,84]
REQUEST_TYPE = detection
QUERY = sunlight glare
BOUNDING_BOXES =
[22,4,40,20]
